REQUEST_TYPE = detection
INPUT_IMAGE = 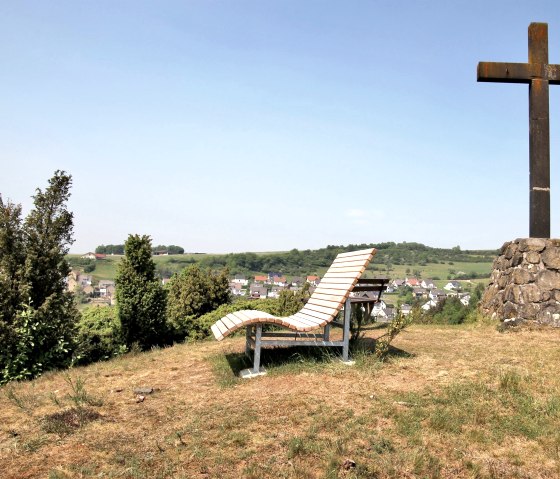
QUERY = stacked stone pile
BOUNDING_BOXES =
[480,238,560,326]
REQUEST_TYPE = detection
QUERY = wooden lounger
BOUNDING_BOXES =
[211,248,387,377]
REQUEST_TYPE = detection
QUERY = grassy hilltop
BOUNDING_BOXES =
[3,323,560,478]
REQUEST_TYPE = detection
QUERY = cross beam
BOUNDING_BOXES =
[478,23,560,238]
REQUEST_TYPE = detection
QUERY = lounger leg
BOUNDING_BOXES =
[342,299,351,363]
[239,324,267,378]
[245,326,252,359]
[323,324,331,341]
[252,324,262,373]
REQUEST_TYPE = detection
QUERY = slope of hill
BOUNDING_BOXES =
[2,324,559,478]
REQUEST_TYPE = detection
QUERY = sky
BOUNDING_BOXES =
[1,1,559,254]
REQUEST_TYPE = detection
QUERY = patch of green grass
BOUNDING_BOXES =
[4,384,42,413]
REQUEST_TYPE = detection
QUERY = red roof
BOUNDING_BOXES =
[254,275,268,282]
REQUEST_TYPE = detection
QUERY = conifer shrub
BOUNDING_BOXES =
[115,234,168,350]
[0,171,79,383]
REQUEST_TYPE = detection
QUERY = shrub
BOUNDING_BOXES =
[166,264,230,341]
[73,306,124,365]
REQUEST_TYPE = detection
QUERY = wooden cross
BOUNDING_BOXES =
[478,22,560,238]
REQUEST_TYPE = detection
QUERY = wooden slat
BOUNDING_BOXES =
[297,308,332,321]
[288,314,322,327]
[225,313,244,326]
[331,258,371,267]
[323,272,362,279]
[293,313,327,328]
[335,249,375,259]
[279,316,308,329]
[329,265,365,272]
[311,292,346,303]
[313,285,353,294]
[307,297,344,310]
[214,320,228,336]
[304,302,340,316]
[326,266,366,273]
[330,256,369,268]
[220,315,236,330]
[232,310,259,323]
[319,277,356,284]
[332,253,373,265]
[211,324,224,340]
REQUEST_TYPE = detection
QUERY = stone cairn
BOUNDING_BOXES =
[480,238,560,326]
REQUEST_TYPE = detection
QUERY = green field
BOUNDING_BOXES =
[69,253,494,290]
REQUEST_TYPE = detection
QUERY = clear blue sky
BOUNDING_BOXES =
[1,1,559,253]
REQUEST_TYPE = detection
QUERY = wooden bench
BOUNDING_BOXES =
[211,248,386,377]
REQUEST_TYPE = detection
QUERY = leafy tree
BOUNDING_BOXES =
[96,244,124,255]
[0,171,79,383]
[166,264,231,341]
[167,245,184,255]
[115,234,167,349]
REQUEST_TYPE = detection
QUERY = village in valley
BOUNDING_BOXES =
[68,251,475,319]
[228,273,473,320]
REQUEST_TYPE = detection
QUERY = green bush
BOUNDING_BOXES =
[166,264,230,341]
[74,306,125,365]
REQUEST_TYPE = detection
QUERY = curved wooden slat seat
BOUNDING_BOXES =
[210,248,376,341]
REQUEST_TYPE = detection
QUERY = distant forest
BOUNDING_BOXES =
[95,244,185,255]
[192,242,498,276]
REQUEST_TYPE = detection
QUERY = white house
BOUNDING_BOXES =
[444,281,461,291]
[421,279,436,289]
[421,299,438,311]
[306,275,321,286]
[231,275,249,286]
[371,300,387,317]
[429,289,447,301]
[400,304,413,316]
[459,293,471,306]
[272,276,288,287]
[268,286,285,299]
[98,280,115,298]
[229,282,246,296]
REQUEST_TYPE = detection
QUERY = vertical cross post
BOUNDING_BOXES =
[478,22,560,238]
[528,23,551,238]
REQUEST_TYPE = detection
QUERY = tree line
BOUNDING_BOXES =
[95,244,185,255]
[195,242,498,276]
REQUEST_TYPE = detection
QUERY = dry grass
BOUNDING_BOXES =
[1,324,560,478]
